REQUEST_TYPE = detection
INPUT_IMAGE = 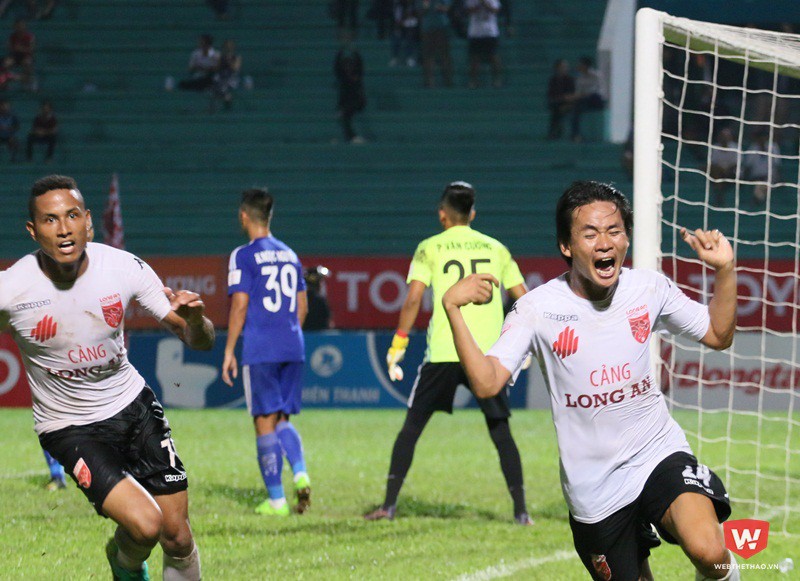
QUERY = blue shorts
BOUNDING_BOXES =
[243,361,304,416]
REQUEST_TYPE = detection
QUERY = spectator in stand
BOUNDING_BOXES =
[546,58,575,140]
[212,39,242,110]
[0,98,19,161]
[177,34,220,92]
[570,56,605,142]
[334,34,366,143]
[465,0,502,88]
[303,266,333,331]
[418,0,452,87]
[743,130,781,204]
[708,127,739,205]
[390,0,419,67]
[208,0,229,20]
[26,98,56,162]
[0,55,20,90]
[8,18,35,91]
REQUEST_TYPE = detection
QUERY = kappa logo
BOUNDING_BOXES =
[628,311,651,344]
[73,458,92,488]
[14,299,52,312]
[553,326,579,359]
[590,554,612,581]
[724,519,769,559]
[30,315,57,343]
[99,294,124,328]
[543,311,579,322]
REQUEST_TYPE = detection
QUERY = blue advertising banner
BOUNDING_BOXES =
[127,331,528,410]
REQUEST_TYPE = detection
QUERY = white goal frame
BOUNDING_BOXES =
[632,7,800,535]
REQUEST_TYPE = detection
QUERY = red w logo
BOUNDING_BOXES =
[30,315,57,343]
[553,326,579,359]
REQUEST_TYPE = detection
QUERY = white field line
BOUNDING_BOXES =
[453,550,574,581]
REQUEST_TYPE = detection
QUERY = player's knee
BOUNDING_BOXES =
[127,508,163,547]
[160,522,194,557]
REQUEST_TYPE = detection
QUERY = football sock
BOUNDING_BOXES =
[43,450,65,480]
[275,421,307,476]
[486,418,527,516]
[114,526,152,571]
[384,408,433,508]
[163,542,201,581]
[256,433,285,501]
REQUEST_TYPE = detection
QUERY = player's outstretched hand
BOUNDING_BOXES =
[680,228,734,271]
[164,287,206,323]
[386,333,409,382]
[442,273,499,309]
[221,350,238,387]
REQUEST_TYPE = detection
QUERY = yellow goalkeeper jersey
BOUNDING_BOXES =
[407,225,524,363]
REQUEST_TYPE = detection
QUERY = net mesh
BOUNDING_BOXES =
[655,15,800,535]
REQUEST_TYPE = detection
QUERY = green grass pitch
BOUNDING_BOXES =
[1,408,797,579]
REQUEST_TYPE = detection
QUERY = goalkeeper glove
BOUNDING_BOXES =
[386,331,409,382]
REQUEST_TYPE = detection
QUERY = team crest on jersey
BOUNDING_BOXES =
[591,554,612,581]
[628,311,651,343]
[99,294,124,328]
[73,458,92,488]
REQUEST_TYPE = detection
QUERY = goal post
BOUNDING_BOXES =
[633,8,800,535]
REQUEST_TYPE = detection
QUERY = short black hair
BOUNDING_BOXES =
[240,187,273,224]
[440,181,475,220]
[29,175,80,220]
[555,181,633,265]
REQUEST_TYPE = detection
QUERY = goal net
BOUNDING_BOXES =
[633,8,800,535]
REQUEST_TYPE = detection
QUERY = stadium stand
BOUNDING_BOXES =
[0,0,627,259]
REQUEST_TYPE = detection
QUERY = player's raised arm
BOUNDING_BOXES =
[442,273,511,397]
[680,227,736,350]
[161,287,215,351]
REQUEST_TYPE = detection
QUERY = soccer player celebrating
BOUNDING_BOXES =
[222,188,312,516]
[0,175,213,580]
[442,181,739,580]
[365,181,533,524]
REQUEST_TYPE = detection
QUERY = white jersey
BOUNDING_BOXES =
[487,268,710,523]
[0,243,172,435]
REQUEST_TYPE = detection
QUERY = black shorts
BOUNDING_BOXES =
[569,451,731,581]
[39,386,188,515]
[468,36,499,59]
[408,362,510,419]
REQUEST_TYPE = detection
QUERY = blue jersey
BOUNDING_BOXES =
[227,236,306,364]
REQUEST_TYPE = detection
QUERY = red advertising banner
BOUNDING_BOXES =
[1,255,797,331]
[0,332,31,407]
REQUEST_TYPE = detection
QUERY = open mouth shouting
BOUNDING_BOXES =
[594,256,616,279]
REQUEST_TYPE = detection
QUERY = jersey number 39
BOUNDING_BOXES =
[260,264,298,312]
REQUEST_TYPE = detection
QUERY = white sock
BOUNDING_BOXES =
[293,472,309,484]
[268,497,288,509]
[114,527,152,571]
[163,542,201,581]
